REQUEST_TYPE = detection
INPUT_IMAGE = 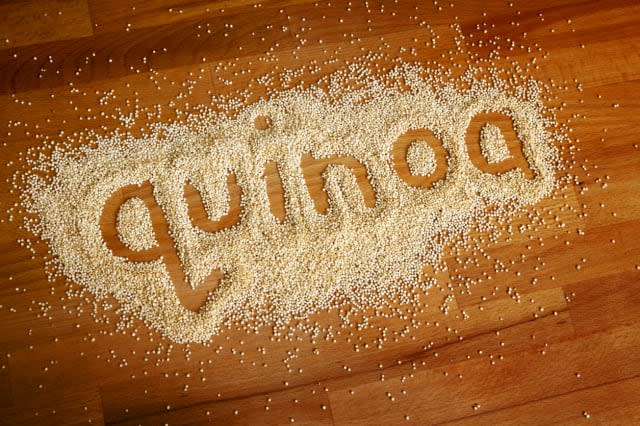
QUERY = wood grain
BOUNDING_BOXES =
[0,0,93,49]
[1,0,639,424]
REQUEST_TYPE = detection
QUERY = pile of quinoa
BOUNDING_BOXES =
[19,62,561,343]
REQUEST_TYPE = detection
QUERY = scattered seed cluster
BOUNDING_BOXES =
[480,123,511,164]
[406,140,437,176]
[116,197,158,251]
[19,62,560,343]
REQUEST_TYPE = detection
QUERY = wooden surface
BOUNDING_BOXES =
[1,0,640,424]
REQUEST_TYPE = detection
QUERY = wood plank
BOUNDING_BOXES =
[0,3,295,95]
[0,346,11,409]
[1,385,104,425]
[88,0,305,34]
[0,0,639,424]
[327,324,640,425]
[113,381,334,426]
[566,270,640,336]
[443,375,640,425]
[0,0,93,49]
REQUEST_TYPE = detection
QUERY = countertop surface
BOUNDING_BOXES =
[1,0,639,424]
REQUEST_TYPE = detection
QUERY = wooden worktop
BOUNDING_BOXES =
[1,0,639,424]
